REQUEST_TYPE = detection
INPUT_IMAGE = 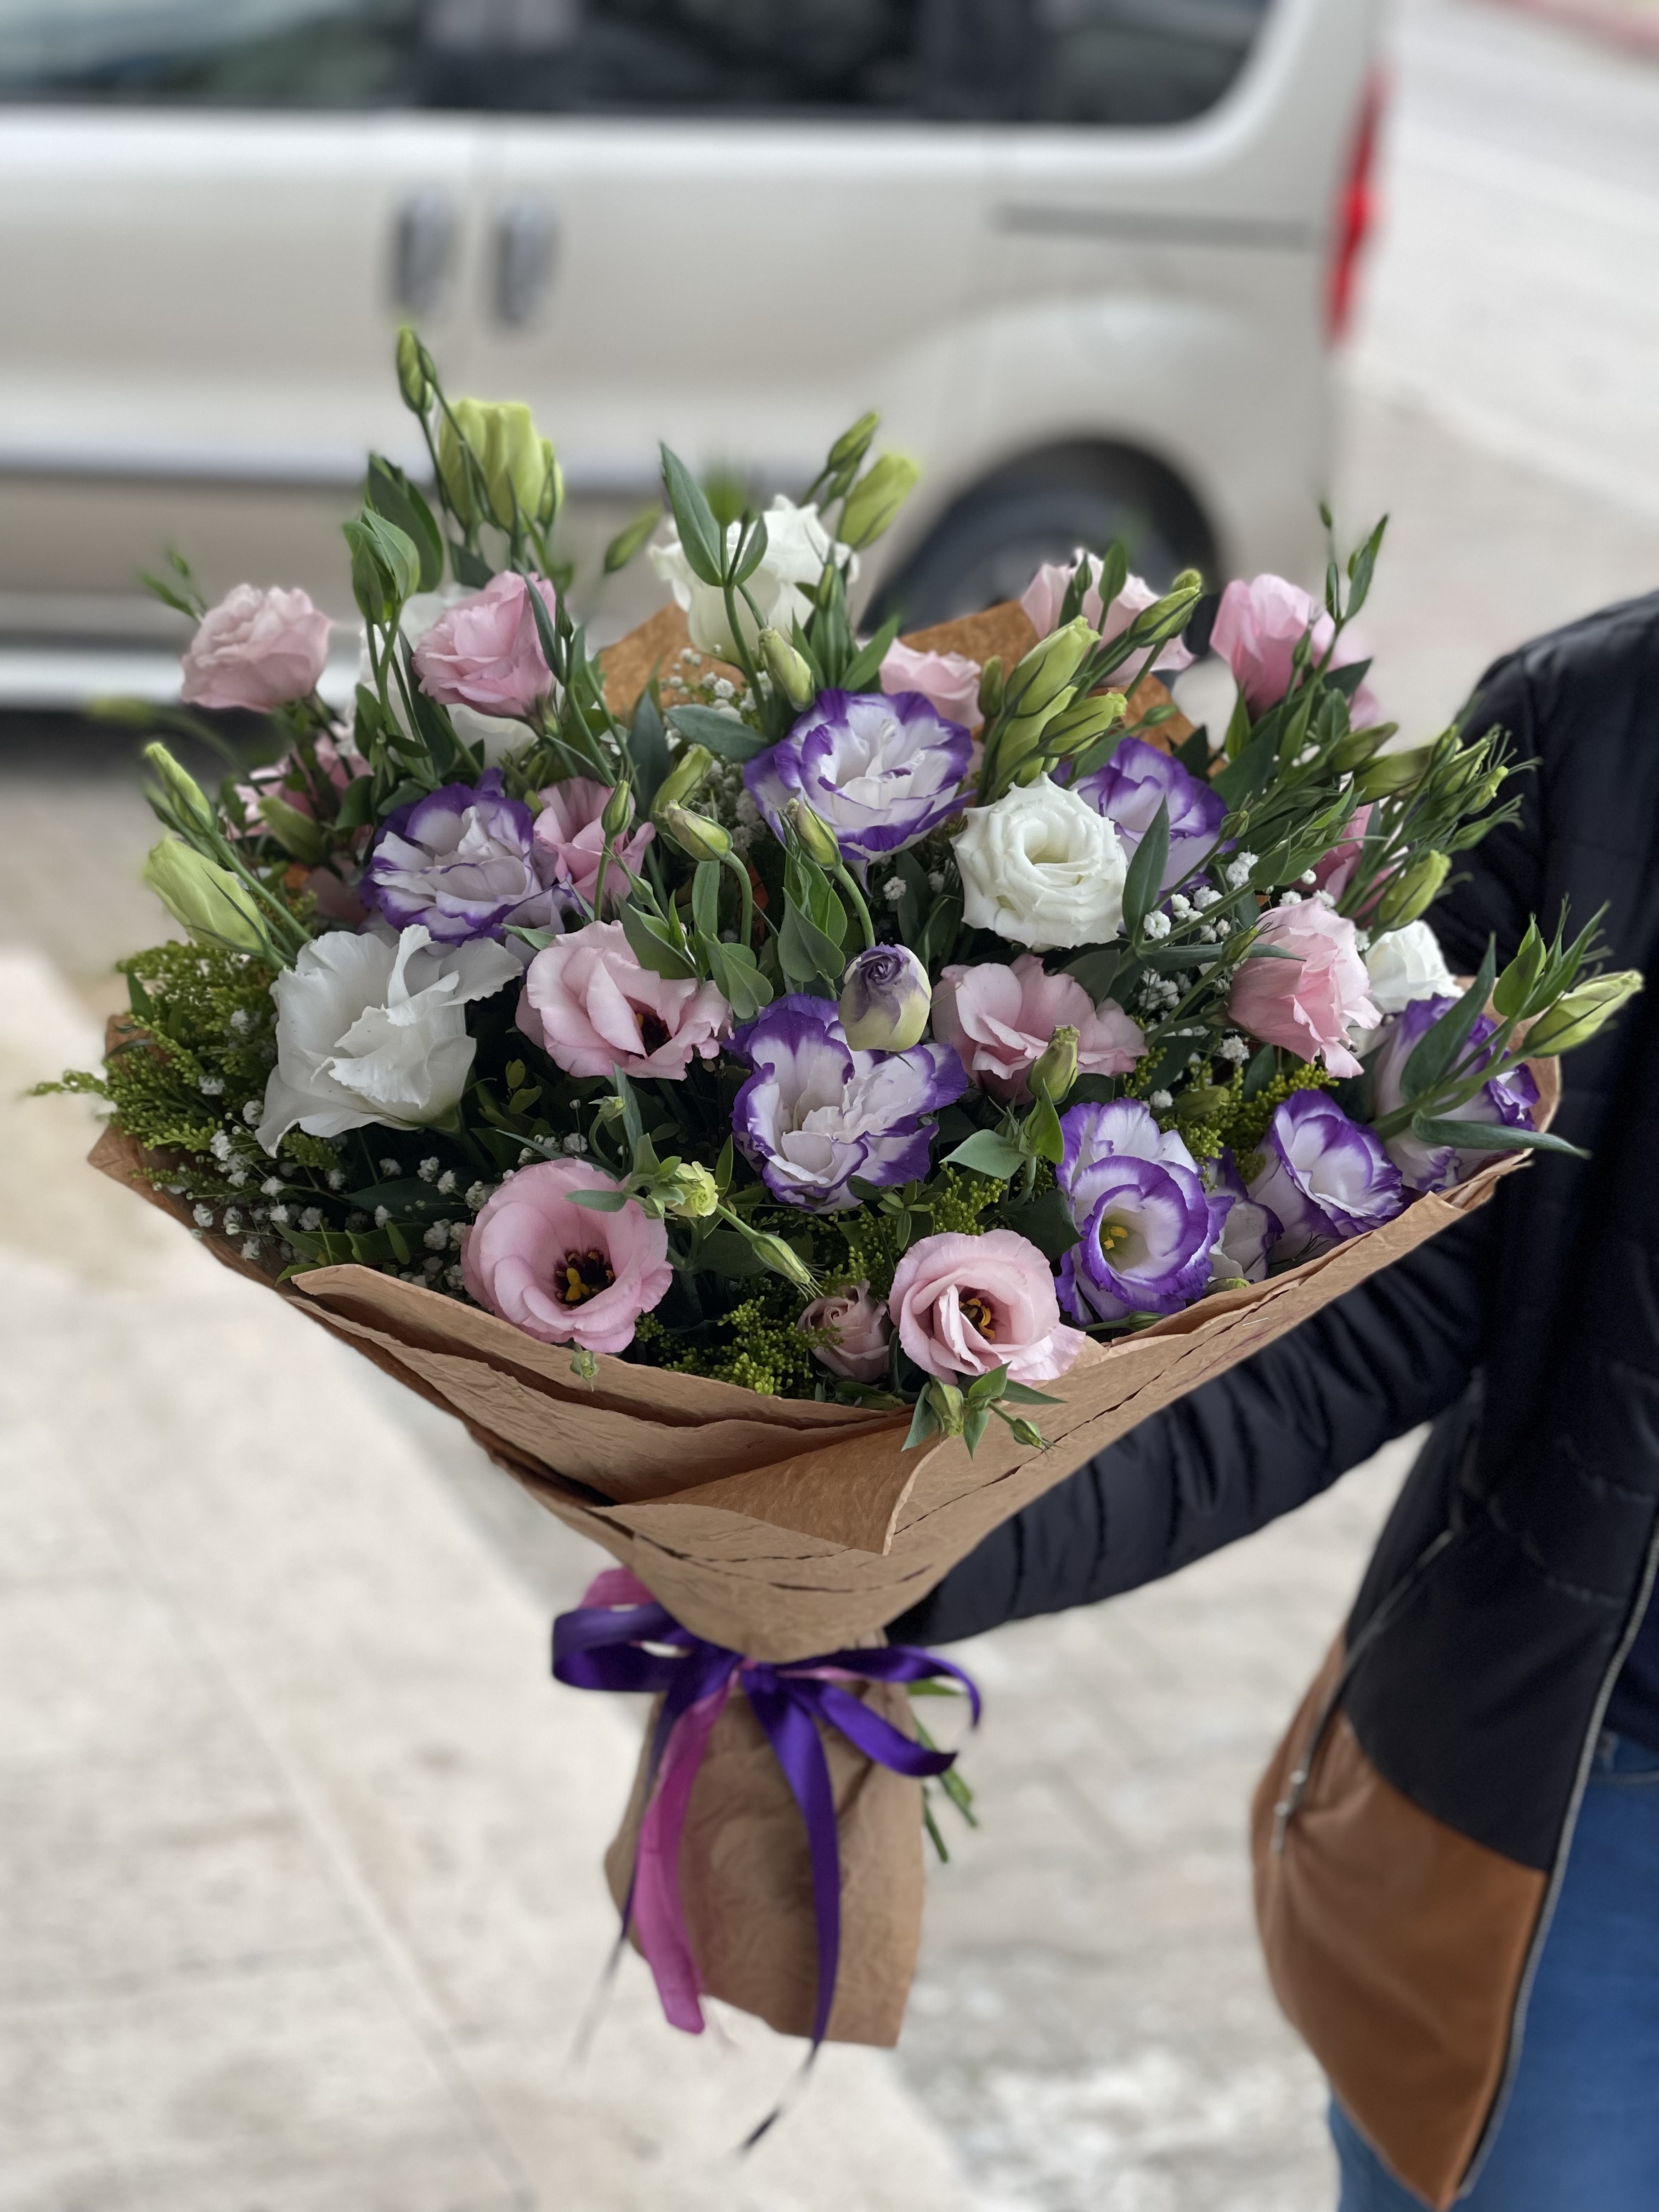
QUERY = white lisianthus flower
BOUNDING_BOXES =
[1363,918,1458,1015]
[358,588,526,765]
[257,924,520,1154]
[952,776,1128,952]
[648,496,856,660]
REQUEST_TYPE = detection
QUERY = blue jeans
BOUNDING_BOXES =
[1331,1730,1659,2209]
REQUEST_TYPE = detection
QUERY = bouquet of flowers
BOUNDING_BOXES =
[59,330,1634,2064]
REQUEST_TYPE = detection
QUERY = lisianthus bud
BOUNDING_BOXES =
[1373,850,1450,930]
[1526,970,1643,1055]
[659,804,732,864]
[1354,744,1435,801]
[535,438,563,529]
[600,781,634,839]
[143,839,269,956]
[143,741,213,831]
[1030,1023,1080,1104]
[396,325,432,414]
[839,944,930,1051]
[927,1379,966,1436]
[1005,617,1096,718]
[652,743,715,819]
[1329,723,1393,773]
[840,454,920,549]
[785,796,842,868]
[977,656,1006,723]
[758,625,815,711]
[438,399,552,530]
[1037,690,1127,757]
[663,1161,719,1220]
[827,410,880,473]
[749,1229,817,1292]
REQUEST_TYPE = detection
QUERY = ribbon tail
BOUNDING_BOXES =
[746,1683,842,2050]
[629,1677,733,2034]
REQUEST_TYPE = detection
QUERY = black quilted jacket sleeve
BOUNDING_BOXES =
[887,639,1551,1647]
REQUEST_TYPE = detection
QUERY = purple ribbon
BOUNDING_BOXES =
[552,1568,980,2069]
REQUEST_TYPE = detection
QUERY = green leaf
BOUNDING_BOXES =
[1062,945,1123,1001]
[944,1129,1026,1181]
[604,503,663,575]
[904,1395,943,1452]
[665,704,769,763]
[729,511,770,587]
[452,540,491,588]
[1346,514,1387,622]
[659,444,725,587]
[1399,943,1497,1103]
[1408,1116,1588,1161]
[692,860,721,941]
[257,793,326,865]
[365,455,444,592]
[842,613,903,693]
[334,774,375,831]
[1000,1380,1064,1407]
[567,1186,630,1211]
[779,893,847,989]
[620,901,698,981]
[627,684,671,815]
[1023,1091,1064,1165]
[1121,796,1171,936]
[964,1364,1011,1407]
[695,1228,766,1277]
[1005,1184,1080,1262]
[1175,725,1212,778]
[962,1404,991,1457]
[918,891,962,970]
[704,939,772,1022]
[342,510,420,616]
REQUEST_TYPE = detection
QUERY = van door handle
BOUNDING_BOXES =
[494,199,557,328]
[392,192,458,314]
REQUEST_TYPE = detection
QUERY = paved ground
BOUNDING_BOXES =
[5,4,1659,2208]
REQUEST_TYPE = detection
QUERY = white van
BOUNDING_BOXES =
[0,0,1381,684]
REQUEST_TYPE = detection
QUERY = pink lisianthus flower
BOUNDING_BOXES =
[411,571,559,720]
[878,642,984,733]
[181,584,332,711]
[1019,557,1194,684]
[462,1160,672,1356]
[931,953,1144,1103]
[1227,900,1381,1079]
[517,920,730,1079]
[234,730,366,829]
[1211,574,1381,726]
[532,777,654,914]
[798,1280,892,1383]
[889,1228,1087,1386]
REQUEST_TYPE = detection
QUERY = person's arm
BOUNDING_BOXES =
[889,1210,1489,1644]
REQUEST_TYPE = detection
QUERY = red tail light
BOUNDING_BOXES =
[1327,72,1384,344]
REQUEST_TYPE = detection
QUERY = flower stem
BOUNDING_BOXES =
[833,862,876,950]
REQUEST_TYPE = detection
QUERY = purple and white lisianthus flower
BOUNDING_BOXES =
[364,769,551,944]
[1056,1098,1228,1322]
[729,994,966,1212]
[1246,1090,1404,1263]
[743,691,972,865]
[1366,995,1540,1192]
[1206,1152,1280,1284]
[1073,737,1228,898]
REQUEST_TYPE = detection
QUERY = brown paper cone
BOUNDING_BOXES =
[601,1679,924,2047]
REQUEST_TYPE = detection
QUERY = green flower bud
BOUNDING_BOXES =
[659,804,732,864]
[839,454,920,550]
[142,839,269,956]
[926,1380,966,1437]
[749,1229,817,1293]
[600,780,634,839]
[977,655,1006,723]
[1493,923,1548,1020]
[395,325,432,414]
[827,410,880,474]
[994,696,1075,776]
[1030,1024,1080,1105]
[651,744,715,819]
[1525,970,1643,1056]
[663,1162,720,1221]
[143,741,213,831]
[839,944,930,1051]
[1329,722,1393,773]
[1039,690,1127,756]
[1004,617,1096,718]
[784,796,841,868]
[758,625,815,712]
[438,398,552,531]
[1007,1417,1045,1449]
[1373,850,1451,930]
[535,438,563,530]
[1353,743,1436,802]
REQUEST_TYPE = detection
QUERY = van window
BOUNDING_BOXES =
[0,0,1274,126]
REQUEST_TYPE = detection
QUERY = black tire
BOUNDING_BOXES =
[873,444,1216,631]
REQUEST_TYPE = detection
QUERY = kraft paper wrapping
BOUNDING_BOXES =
[602,1679,924,2046]
[87,598,1551,2052]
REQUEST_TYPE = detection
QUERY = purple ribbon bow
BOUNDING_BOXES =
[552,1568,980,2065]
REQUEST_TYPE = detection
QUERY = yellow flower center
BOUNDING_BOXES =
[555,1248,615,1306]
[960,1290,997,1339]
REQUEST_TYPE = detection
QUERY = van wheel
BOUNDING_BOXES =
[873,448,1215,631]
